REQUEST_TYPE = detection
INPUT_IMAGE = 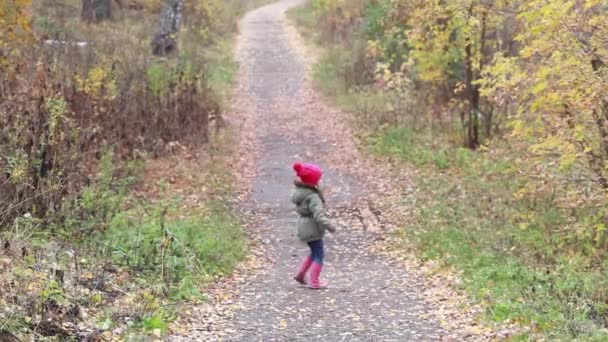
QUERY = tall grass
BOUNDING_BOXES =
[0,0,257,339]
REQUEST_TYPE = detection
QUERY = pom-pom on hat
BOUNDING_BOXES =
[293,162,323,186]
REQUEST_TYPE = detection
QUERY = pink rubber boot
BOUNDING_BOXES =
[308,262,327,289]
[294,256,312,285]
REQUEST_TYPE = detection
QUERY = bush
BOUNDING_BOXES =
[0,0,223,227]
[376,129,608,339]
[0,0,254,338]
[0,152,246,339]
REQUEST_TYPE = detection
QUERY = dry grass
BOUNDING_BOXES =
[0,0,258,339]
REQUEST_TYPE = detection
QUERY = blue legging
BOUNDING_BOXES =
[307,239,324,264]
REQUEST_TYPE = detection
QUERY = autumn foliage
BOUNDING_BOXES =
[311,0,608,257]
[0,0,33,67]
[0,0,258,338]
[0,0,221,227]
[298,1,608,337]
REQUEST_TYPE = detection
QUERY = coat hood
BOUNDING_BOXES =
[291,186,316,205]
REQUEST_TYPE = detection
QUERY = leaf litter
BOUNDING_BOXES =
[169,0,509,341]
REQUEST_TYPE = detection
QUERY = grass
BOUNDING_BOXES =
[289,2,608,340]
[288,2,426,129]
[288,3,318,42]
[206,37,240,111]
[107,200,245,279]
[0,0,265,339]
[0,148,248,340]
[373,127,608,340]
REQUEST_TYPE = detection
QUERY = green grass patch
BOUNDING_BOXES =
[205,37,240,112]
[312,47,348,98]
[107,200,246,284]
[409,226,608,340]
[0,151,247,340]
[369,127,438,167]
[287,3,318,42]
[379,128,608,340]
[309,45,390,120]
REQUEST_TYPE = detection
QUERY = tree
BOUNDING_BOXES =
[477,0,608,250]
[483,0,608,184]
[151,0,183,56]
[368,0,521,148]
[0,0,33,71]
[81,0,112,22]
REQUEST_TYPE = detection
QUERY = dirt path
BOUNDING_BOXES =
[171,1,448,340]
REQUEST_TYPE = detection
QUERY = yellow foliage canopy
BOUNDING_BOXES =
[0,0,33,69]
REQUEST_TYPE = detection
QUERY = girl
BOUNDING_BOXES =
[291,162,336,289]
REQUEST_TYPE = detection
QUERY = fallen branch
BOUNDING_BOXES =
[44,40,90,47]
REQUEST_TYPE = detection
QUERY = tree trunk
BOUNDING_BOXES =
[479,11,490,140]
[464,6,481,149]
[591,58,608,160]
[151,0,184,56]
[465,41,480,149]
[564,105,608,190]
[81,0,112,22]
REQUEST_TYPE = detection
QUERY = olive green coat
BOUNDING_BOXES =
[291,184,336,242]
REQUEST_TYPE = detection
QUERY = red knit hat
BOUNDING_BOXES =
[293,162,323,186]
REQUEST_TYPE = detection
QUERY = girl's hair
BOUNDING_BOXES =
[294,180,326,204]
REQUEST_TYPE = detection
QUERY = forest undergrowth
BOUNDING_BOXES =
[290,1,608,340]
[0,0,269,339]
